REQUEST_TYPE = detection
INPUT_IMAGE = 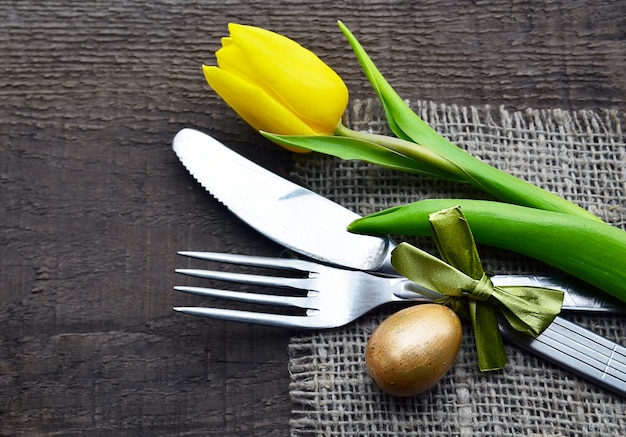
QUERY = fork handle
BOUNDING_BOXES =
[492,274,624,312]
[391,274,624,313]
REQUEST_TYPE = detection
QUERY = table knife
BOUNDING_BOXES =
[173,127,626,396]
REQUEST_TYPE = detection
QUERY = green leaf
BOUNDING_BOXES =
[349,198,624,303]
[262,132,467,181]
[338,22,601,221]
[338,21,461,156]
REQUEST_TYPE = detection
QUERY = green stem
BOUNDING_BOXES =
[338,123,600,220]
[448,147,601,220]
[333,124,469,181]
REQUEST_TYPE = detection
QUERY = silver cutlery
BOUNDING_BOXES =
[174,251,434,329]
[174,251,621,325]
[172,128,626,396]
[174,251,626,396]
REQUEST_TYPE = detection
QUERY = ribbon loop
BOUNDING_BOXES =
[391,205,564,372]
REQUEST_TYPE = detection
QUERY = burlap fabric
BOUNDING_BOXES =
[288,99,625,436]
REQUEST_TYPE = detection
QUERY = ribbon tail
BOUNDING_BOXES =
[470,301,507,372]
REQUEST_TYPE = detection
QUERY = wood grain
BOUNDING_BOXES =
[1,0,624,435]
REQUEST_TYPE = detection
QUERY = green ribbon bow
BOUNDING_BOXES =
[391,205,564,372]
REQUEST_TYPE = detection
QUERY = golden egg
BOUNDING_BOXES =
[365,304,462,397]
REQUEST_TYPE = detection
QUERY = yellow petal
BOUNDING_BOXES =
[215,42,261,86]
[202,65,317,137]
[215,42,292,126]
[227,23,348,133]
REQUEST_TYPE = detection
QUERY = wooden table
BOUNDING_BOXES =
[1,1,624,435]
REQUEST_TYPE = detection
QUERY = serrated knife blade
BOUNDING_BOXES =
[173,128,395,272]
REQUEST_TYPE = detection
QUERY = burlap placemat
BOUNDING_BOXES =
[288,99,625,436]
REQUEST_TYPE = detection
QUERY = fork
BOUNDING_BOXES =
[173,251,626,397]
[174,251,437,329]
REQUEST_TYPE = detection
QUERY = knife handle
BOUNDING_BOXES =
[500,316,626,397]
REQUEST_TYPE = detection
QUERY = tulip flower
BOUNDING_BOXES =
[202,22,599,219]
[204,23,473,178]
[203,23,349,147]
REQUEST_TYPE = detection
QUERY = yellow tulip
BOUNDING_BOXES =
[203,24,349,147]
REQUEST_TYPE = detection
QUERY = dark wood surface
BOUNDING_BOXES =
[1,1,624,435]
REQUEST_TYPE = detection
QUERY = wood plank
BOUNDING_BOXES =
[1,0,623,435]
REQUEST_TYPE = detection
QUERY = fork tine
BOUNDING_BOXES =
[178,251,317,272]
[175,268,313,289]
[173,306,315,329]
[174,285,313,308]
